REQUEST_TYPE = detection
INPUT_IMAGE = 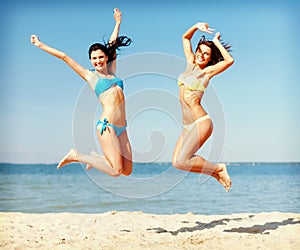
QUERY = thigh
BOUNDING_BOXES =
[177,119,213,161]
[97,129,123,168]
[173,130,185,162]
[118,130,133,175]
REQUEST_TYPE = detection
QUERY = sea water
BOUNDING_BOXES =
[0,162,299,215]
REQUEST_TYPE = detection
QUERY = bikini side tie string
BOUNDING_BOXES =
[100,118,109,135]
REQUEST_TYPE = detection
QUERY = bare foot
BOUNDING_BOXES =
[216,163,232,192]
[86,151,101,170]
[57,148,79,169]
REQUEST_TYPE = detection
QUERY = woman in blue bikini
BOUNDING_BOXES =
[31,8,132,177]
[172,22,234,191]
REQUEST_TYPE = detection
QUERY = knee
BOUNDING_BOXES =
[111,163,133,177]
[122,167,132,176]
[110,168,122,177]
[122,161,133,176]
[172,156,186,170]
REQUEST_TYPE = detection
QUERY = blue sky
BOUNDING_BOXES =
[1,0,299,163]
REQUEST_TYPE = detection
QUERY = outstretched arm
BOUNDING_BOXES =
[204,32,234,79]
[108,8,122,74]
[30,35,92,81]
[109,8,122,43]
[182,22,214,63]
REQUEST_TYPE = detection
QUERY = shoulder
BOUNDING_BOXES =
[113,75,122,81]
[86,70,98,83]
[202,65,216,80]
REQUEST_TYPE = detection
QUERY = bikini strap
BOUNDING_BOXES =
[98,118,112,135]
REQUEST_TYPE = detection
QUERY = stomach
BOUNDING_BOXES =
[99,86,126,126]
[179,86,207,124]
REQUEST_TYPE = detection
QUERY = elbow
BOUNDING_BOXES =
[228,58,234,66]
[61,52,68,61]
[182,33,189,40]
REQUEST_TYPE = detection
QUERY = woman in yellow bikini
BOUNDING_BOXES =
[31,8,133,177]
[172,22,234,191]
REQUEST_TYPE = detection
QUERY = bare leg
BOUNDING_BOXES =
[57,148,120,176]
[173,119,232,192]
[77,152,121,176]
[57,148,78,169]
[86,130,132,175]
[58,128,133,177]
[86,151,102,170]
[118,130,132,176]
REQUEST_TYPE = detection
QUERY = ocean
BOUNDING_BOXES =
[0,162,299,215]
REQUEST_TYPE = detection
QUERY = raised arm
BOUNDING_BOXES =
[182,22,214,63]
[107,8,122,74]
[204,32,234,79]
[30,35,93,81]
[109,8,122,43]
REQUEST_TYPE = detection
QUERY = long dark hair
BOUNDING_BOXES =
[88,36,131,62]
[196,35,231,66]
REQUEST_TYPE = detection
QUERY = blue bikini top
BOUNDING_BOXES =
[89,71,123,98]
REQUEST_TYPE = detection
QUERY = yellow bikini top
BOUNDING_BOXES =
[178,73,208,92]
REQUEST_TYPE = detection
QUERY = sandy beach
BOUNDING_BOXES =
[0,211,299,250]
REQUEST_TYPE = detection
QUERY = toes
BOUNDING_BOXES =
[225,180,232,192]
[57,161,63,169]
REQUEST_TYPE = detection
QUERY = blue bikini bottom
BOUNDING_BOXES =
[96,118,127,137]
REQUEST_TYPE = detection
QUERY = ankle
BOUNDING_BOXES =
[214,163,224,173]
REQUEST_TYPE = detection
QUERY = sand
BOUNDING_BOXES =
[0,211,299,249]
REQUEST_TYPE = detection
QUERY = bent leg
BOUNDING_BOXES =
[173,118,213,173]
[86,130,132,176]
[118,130,133,176]
[95,129,124,176]
[58,148,121,177]
[172,119,231,191]
[85,151,103,170]
[57,129,125,177]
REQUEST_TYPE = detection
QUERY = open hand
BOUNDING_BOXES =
[195,22,214,34]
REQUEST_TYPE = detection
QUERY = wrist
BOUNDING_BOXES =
[37,42,44,49]
[212,38,219,44]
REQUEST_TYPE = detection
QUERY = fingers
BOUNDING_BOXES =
[30,34,36,44]
[207,28,215,34]
[203,24,214,34]
[30,34,41,47]
[113,7,122,20]
[214,32,221,40]
[197,22,215,34]
[114,8,121,15]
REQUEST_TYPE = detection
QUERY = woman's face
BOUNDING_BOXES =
[195,44,211,68]
[90,49,108,72]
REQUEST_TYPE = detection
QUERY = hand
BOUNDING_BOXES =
[213,32,221,43]
[195,22,214,34]
[30,34,41,47]
[113,8,122,23]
